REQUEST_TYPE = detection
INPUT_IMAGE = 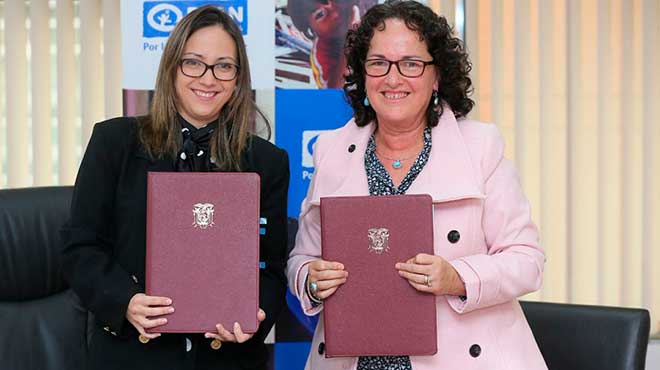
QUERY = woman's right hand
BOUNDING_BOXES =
[126,293,174,339]
[307,259,348,300]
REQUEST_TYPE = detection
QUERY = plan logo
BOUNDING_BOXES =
[302,130,329,168]
[301,130,330,180]
[143,2,183,37]
[143,1,248,38]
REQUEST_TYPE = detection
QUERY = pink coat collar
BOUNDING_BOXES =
[310,108,485,205]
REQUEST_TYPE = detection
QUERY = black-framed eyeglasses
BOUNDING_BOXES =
[180,58,239,81]
[364,58,435,78]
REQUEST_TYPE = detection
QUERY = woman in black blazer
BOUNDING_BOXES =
[61,6,289,370]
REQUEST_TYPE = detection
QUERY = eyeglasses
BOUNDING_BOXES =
[364,58,435,78]
[180,58,239,81]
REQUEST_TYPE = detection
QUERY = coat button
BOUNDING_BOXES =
[348,144,356,153]
[210,338,222,350]
[469,344,481,357]
[447,230,460,243]
[186,337,192,352]
[318,341,325,355]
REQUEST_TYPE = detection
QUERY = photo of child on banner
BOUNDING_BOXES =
[275,0,378,88]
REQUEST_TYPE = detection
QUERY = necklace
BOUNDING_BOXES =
[375,149,421,169]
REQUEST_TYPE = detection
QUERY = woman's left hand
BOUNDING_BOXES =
[204,308,266,344]
[395,253,466,296]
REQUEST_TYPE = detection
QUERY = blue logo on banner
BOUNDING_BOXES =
[276,89,354,218]
[143,0,248,38]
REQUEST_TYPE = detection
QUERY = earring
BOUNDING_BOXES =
[433,90,439,106]
[363,96,370,106]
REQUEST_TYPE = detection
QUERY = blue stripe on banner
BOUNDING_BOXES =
[259,261,266,269]
[260,227,266,235]
[274,342,311,370]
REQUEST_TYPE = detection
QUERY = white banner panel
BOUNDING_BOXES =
[121,0,274,90]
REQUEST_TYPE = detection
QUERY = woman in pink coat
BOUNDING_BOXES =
[287,1,547,369]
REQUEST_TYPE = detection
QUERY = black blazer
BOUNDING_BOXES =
[61,117,289,370]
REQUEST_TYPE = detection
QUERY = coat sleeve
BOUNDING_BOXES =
[60,122,142,335]
[447,125,545,314]
[286,136,327,317]
[250,148,290,344]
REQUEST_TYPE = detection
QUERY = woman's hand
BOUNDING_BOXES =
[126,293,174,340]
[307,259,348,300]
[204,308,266,345]
[395,253,466,296]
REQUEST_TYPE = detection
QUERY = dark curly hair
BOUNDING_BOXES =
[344,0,474,127]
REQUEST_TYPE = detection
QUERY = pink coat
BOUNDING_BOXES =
[287,109,547,370]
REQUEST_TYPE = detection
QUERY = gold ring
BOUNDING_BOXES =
[138,334,150,344]
[425,275,431,287]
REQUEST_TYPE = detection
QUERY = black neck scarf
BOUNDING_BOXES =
[175,115,218,172]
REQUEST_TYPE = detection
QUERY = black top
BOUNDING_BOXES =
[60,116,290,370]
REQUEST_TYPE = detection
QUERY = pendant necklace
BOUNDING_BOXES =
[375,150,421,169]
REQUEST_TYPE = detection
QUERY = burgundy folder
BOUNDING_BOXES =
[320,194,437,357]
[145,172,260,333]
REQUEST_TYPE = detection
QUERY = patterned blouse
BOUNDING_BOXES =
[357,127,432,370]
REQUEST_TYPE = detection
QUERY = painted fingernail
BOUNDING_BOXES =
[169,307,175,313]
[234,322,239,329]
[166,299,172,305]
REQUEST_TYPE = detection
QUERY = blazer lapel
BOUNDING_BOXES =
[135,146,176,172]
[328,123,373,198]
[309,121,373,205]
[407,108,484,202]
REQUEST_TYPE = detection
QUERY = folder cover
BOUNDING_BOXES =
[145,172,260,333]
[320,194,437,357]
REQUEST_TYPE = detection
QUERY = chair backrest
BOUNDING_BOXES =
[0,186,88,370]
[521,300,650,370]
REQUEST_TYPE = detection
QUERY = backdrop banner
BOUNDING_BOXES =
[120,0,273,90]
